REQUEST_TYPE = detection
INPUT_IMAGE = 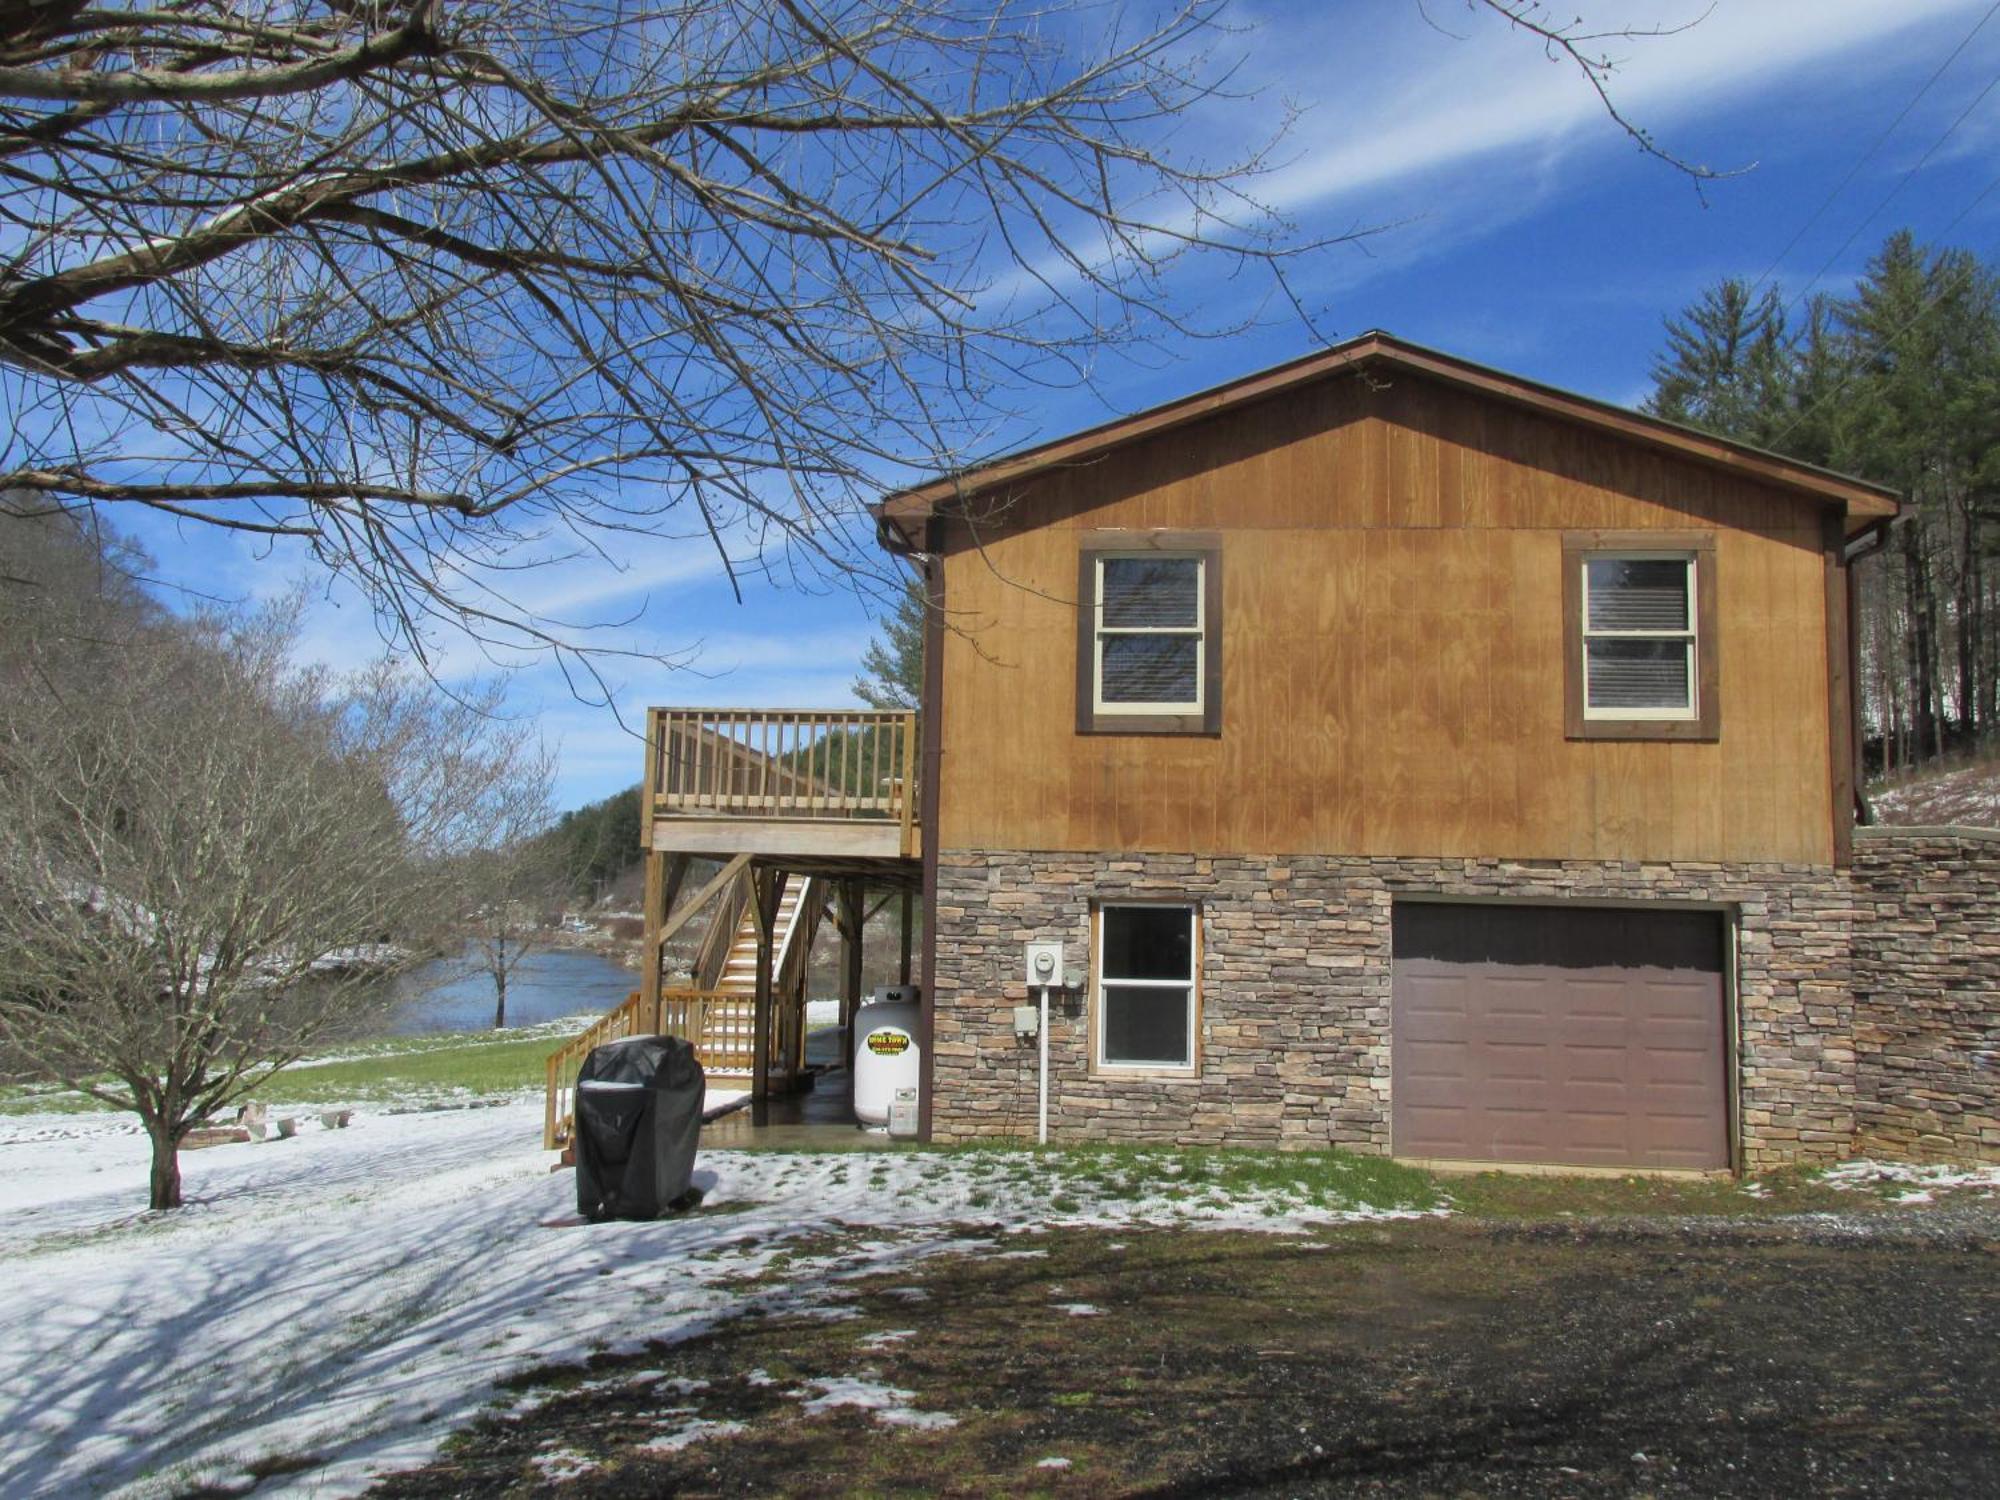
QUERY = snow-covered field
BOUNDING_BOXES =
[0,1098,1435,1498]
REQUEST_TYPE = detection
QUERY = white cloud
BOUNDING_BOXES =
[507,537,729,623]
[978,0,1989,318]
[1245,0,1990,221]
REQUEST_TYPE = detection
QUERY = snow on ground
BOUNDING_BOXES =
[796,1374,957,1429]
[0,1100,1435,1499]
[1817,1159,2000,1194]
[1871,759,2000,828]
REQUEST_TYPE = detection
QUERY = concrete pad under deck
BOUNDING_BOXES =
[700,1066,903,1152]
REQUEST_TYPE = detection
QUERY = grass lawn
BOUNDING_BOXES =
[0,1020,582,1117]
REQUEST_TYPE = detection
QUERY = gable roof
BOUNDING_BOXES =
[873,331,1901,550]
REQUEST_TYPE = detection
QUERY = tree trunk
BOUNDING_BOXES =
[146,1119,184,1210]
[493,932,508,1030]
[1956,494,1976,746]
[1905,528,1940,764]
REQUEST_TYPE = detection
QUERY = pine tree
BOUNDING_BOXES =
[1644,278,1794,445]
[1835,231,2000,758]
[1644,234,2000,771]
[852,578,927,711]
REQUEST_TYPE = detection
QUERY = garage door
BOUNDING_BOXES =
[1391,904,1728,1170]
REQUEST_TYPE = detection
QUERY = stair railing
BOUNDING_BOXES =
[543,989,647,1150]
[689,865,753,990]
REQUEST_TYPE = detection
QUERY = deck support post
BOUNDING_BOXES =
[899,888,914,987]
[638,852,688,1032]
[750,868,784,1128]
[840,878,865,1105]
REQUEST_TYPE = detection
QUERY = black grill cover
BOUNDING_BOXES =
[574,1034,705,1221]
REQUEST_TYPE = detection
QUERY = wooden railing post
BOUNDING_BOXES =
[544,1051,560,1150]
[750,868,783,1128]
[899,709,919,856]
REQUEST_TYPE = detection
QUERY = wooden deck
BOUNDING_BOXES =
[545,706,925,1151]
[649,707,921,859]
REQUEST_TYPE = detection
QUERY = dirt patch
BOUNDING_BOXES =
[372,1206,2000,1498]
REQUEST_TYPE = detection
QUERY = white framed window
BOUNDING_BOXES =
[1094,903,1199,1072]
[1093,553,1204,715]
[1581,553,1698,720]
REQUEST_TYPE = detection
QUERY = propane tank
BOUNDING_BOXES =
[852,985,920,1127]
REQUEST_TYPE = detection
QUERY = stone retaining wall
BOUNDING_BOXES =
[1852,828,2000,1163]
[929,850,1858,1169]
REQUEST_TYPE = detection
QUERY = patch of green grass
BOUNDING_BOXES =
[0,1023,571,1117]
[922,1141,1444,1215]
[1437,1164,1857,1219]
[254,1033,553,1106]
[0,1083,103,1117]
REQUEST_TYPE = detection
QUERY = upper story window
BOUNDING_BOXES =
[1584,556,1695,716]
[1563,532,1719,742]
[1098,555,1203,709]
[1076,532,1221,735]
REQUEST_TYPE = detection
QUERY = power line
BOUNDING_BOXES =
[1765,170,2000,452]
[1749,0,2000,305]
[1780,60,2000,326]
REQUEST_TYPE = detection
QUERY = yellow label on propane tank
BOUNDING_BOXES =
[866,1030,911,1056]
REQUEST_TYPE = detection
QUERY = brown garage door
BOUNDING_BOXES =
[1392,903,1728,1170]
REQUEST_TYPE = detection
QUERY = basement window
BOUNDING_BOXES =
[1094,903,1199,1073]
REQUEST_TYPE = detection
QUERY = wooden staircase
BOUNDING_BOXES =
[715,878,809,1002]
[543,870,822,1150]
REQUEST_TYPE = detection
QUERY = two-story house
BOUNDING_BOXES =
[872,332,1898,1174]
[552,333,2000,1175]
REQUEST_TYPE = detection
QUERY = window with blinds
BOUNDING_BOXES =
[1094,554,1204,712]
[1582,555,1697,718]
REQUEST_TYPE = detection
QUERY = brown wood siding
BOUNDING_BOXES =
[936,371,1836,865]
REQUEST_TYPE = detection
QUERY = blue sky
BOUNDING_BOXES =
[112,0,2000,809]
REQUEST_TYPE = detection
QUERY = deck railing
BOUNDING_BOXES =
[543,988,763,1150]
[651,707,920,856]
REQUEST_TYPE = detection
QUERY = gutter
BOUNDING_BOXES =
[1843,512,1899,564]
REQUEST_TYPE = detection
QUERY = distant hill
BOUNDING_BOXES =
[1871,758,2000,830]
[539,784,644,902]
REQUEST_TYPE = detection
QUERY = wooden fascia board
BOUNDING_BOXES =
[870,334,1901,548]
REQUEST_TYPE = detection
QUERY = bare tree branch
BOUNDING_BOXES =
[0,0,1717,672]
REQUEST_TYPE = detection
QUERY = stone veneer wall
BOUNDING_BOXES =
[1852,828,2000,1163]
[930,850,1858,1170]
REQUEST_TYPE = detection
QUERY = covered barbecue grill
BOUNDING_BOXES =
[573,1033,705,1221]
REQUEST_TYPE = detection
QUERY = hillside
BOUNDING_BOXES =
[1870,757,2000,830]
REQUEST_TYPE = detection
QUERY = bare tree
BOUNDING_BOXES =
[0,602,551,1210]
[457,752,562,1030]
[0,0,1328,671]
[0,1,1708,675]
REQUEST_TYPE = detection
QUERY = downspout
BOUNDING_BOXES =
[879,510,945,1147]
[1843,514,1900,828]
[915,540,944,1144]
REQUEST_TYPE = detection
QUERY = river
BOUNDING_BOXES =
[375,946,637,1036]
